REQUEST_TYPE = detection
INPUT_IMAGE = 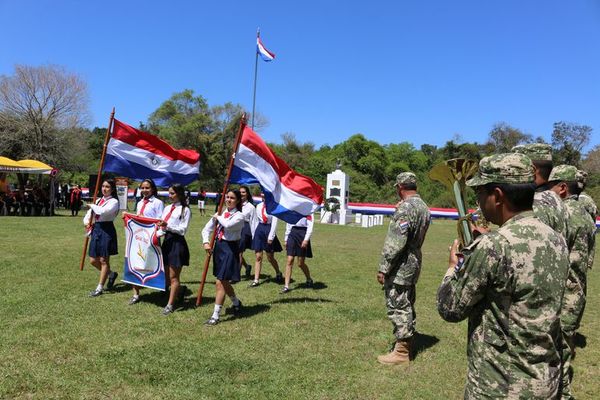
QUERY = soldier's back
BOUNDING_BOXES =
[464,212,569,400]
[533,189,568,239]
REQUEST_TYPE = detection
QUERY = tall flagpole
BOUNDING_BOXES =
[196,114,247,306]
[251,28,260,130]
[79,107,116,271]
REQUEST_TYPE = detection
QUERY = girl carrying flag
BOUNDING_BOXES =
[128,178,164,305]
[157,184,190,315]
[202,189,245,326]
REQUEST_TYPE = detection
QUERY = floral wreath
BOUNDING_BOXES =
[324,197,340,213]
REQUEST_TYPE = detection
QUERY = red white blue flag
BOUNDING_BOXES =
[257,37,276,62]
[104,119,200,186]
[230,126,323,224]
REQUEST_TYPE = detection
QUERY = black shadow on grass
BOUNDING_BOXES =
[574,333,587,349]
[412,332,440,358]
[271,297,334,305]
[110,283,133,293]
[294,281,327,290]
[221,304,271,322]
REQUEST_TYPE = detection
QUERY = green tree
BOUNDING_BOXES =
[552,121,592,166]
[486,122,531,153]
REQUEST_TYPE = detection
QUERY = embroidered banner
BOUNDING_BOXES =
[122,213,165,291]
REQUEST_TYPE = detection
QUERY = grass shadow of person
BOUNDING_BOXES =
[574,332,587,350]
[412,332,440,359]
[221,303,271,322]
[270,297,334,305]
[297,281,327,290]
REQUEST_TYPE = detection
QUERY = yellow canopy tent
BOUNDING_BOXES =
[0,157,54,174]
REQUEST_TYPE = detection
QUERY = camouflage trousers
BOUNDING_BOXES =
[384,283,416,340]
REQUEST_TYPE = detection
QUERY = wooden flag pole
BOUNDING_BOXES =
[196,114,247,306]
[79,107,116,271]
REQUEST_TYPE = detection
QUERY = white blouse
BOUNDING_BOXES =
[83,197,119,225]
[160,203,190,236]
[202,208,245,243]
[253,202,278,241]
[136,196,164,219]
[285,214,314,242]
[241,201,255,223]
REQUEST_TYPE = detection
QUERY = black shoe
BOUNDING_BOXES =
[205,317,219,326]
[178,285,187,304]
[226,300,243,315]
[305,278,314,288]
[275,273,284,283]
[245,265,252,279]
[107,271,118,290]
[89,288,103,297]
[281,287,290,294]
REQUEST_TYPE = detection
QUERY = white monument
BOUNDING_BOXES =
[323,161,350,225]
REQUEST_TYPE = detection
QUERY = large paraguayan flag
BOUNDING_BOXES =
[230,126,323,224]
[122,213,166,291]
[257,37,276,62]
[104,119,200,186]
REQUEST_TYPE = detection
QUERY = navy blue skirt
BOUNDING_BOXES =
[161,232,190,268]
[286,227,313,258]
[239,221,253,251]
[213,239,241,282]
[89,222,118,258]
[251,223,283,253]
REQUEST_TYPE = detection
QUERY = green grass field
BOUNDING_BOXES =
[1,209,598,399]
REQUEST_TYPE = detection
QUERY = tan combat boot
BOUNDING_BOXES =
[377,339,411,365]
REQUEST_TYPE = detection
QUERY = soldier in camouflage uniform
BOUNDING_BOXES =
[548,165,597,399]
[577,170,598,221]
[377,172,431,365]
[512,143,568,239]
[437,153,569,399]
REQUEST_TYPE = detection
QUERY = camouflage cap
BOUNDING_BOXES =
[511,143,552,161]
[394,172,417,187]
[548,165,578,182]
[466,153,535,187]
[576,169,588,185]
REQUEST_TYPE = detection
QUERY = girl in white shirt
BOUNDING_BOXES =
[202,189,245,326]
[158,184,191,315]
[84,179,120,297]
[249,192,283,287]
[238,185,255,279]
[129,178,165,305]
[282,215,315,293]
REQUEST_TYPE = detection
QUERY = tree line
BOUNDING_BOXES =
[1,65,598,207]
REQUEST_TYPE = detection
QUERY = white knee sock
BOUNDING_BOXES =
[211,304,222,320]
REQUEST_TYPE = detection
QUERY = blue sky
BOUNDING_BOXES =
[1,0,599,151]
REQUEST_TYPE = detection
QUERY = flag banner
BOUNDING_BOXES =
[230,126,323,224]
[257,37,276,62]
[122,213,166,291]
[104,119,200,186]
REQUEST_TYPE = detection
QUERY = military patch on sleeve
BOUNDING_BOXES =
[398,220,409,233]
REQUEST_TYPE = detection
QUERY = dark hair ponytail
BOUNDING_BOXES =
[104,179,118,199]
[170,184,188,219]
[230,189,243,212]
[141,178,158,197]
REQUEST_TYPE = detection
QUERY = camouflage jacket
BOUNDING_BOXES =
[437,211,569,399]
[579,192,598,221]
[533,188,568,241]
[561,196,596,333]
[378,194,431,285]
